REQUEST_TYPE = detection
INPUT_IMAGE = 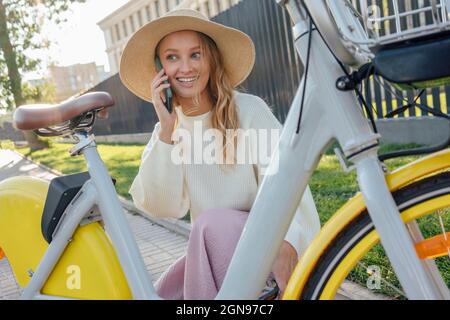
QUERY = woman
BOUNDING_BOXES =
[120,9,320,300]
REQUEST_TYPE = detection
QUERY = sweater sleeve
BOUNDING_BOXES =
[246,95,321,258]
[128,122,190,220]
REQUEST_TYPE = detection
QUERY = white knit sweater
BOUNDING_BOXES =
[129,91,321,257]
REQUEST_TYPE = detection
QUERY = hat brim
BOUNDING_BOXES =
[119,15,255,103]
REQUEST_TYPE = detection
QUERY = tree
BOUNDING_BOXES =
[0,0,85,150]
[22,79,55,104]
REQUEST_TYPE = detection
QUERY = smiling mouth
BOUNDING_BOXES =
[176,76,199,84]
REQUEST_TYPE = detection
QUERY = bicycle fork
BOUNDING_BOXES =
[354,152,442,299]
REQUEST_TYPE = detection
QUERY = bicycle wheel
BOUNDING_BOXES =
[301,171,450,300]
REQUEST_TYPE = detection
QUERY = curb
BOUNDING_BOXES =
[120,197,191,238]
[11,150,192,239]
[13,149,64,177]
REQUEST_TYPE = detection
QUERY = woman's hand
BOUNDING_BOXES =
[271,240,298,299]
[151,69,177,144]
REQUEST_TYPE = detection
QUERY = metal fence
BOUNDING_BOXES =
[86,73,156,136]
[88,0,449,136]
[357,0,450,119]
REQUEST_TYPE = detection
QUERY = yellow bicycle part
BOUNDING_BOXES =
[415,231,450,260]
[283,148,450,300]
[0,176,132,299]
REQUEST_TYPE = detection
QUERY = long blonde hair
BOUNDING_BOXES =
[197,32,240,167]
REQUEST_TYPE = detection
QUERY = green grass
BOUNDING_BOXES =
[313,143,423,225]
[2,139,144,200]
[42,142,142,200]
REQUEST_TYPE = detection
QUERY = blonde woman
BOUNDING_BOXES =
[120,9,320,300]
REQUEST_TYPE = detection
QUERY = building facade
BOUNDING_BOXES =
[49,63,108,102]
[97,0,243,74]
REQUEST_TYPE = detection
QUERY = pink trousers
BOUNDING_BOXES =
[154,208,249,300]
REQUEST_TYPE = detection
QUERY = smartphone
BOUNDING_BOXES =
[155,56,173,113]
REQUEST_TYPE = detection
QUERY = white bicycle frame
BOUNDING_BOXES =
[21,133,158,300]
[20,0,447,300]
[218,0,446,300]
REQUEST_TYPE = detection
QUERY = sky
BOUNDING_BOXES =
[25,0,130,80]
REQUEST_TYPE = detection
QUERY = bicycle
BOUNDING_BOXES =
[0,0,449,300]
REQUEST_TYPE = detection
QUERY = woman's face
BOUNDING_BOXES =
[158,30,210,100]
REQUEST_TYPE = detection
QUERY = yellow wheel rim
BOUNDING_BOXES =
[320,194,450,299]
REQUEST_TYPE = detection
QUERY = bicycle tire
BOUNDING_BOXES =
[301,171,450,300]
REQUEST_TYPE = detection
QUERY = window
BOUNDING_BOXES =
[70,76,77,90]
[137,10,143,26]
[122,20,128,37]
[108,28,114,44]
[204,1,210,17]
[115,24,121,41]
[145,5,151,21]
[129,15,135,33]
[155,0,160,17]
[165,0,170,12]
[115,52,120,71]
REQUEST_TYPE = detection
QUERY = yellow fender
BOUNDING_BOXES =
[0,176,132,299]
[284,149,450,299]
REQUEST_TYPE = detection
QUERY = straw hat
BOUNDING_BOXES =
[119,9,255,102]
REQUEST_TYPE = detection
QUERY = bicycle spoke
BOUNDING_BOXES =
[437,210,450,259]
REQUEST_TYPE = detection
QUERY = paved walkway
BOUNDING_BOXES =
[0,149,187,299]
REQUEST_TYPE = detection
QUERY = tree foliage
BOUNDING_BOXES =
[0,0,85,110]
[0,0,85,150]
[22,79,55,104]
